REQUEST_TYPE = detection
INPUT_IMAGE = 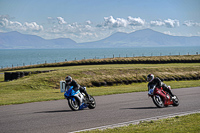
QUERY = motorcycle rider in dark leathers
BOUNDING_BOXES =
[147,74,176,99]
[65,76,91,101]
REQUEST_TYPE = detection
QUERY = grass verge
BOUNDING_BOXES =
[0,80,199,106]
[0,63,200,105]
[80,113,200,133]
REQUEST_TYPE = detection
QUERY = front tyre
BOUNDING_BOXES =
[68,98,79,111]
[152,95,164,108]
[172,95,179,106]
[88,95,96,109]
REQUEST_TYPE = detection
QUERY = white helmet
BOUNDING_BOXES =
[147,74,154,82]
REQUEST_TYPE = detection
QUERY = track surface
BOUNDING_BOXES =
[0,87,200,133]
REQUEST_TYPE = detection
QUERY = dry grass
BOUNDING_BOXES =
[1,55,200,72]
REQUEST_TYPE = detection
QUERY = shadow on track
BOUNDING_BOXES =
[35,109,73,113]
[121,106,158,110]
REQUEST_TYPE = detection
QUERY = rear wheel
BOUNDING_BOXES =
[152,95,164,108]
[88,95,96,109]
[172,95,179,106]
[68,98,79,111]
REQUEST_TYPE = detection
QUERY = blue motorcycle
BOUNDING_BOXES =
[64,86,96,111]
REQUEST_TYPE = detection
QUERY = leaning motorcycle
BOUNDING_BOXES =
[64,86,96,111]
[148,85,179,108]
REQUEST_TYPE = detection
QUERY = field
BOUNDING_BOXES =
[80,113,200,133]
[0,55,200,133]
[0,58,200,105]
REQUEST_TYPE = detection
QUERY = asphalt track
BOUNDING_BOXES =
[0,87,200,133]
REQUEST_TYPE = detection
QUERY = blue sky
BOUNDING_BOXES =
[0,0,200,43]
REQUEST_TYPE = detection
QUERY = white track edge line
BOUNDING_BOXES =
[70,109,200,133]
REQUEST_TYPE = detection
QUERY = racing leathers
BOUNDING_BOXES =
[147,77,174,97]
[65,79,90,99]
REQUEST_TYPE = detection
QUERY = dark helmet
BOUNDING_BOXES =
[65,76,72,84]
[147,74,154,82]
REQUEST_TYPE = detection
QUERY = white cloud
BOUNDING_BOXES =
[86,20,92,25]
[0,18,22,28]
[150,19,179,28]
[150,20,165,27]
[97,16,145,29]
[103,16,128,28]
[0,17,43,32]
[127,16,145,26]
[57,17,67,24]
[23,22,43,31]
[1,15,199,43]
[164,19,179,28]
[183,20,200,27]
[163,31,173,35]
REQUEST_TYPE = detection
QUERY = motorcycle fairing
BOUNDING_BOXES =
[79,103,88,110]
[64,86,86,109]
[154,87,173,106]
[64,86,80,97]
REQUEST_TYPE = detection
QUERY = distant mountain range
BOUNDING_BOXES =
[0,29,200,49]
[0,31,77,49]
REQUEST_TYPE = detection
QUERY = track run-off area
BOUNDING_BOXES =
[0,87,200,133]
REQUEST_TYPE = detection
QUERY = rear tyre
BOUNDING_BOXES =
[172,95,179,106]
[152,95,164,108]
[68,98,80,111]
[88,95,96,109]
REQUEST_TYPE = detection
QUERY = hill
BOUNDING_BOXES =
[0,31,77,49]
[80,29,200,48]
[0,29,200,49]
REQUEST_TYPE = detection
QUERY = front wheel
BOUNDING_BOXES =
[68,98,79,111]
[172,95,179,106]
[88,95,96,109]
[152,95,164,108]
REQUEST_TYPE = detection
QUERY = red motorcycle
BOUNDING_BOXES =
[148,85,179,108]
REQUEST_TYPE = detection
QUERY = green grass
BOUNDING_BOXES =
[0,73,3,82]
[0,80,199,105]
[81,113,200,133]
[0,63,200,105]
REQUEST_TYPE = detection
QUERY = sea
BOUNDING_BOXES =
[0,46,200,68]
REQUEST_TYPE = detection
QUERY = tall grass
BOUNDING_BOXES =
[1,55,200,72]
[0,63,200,105]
